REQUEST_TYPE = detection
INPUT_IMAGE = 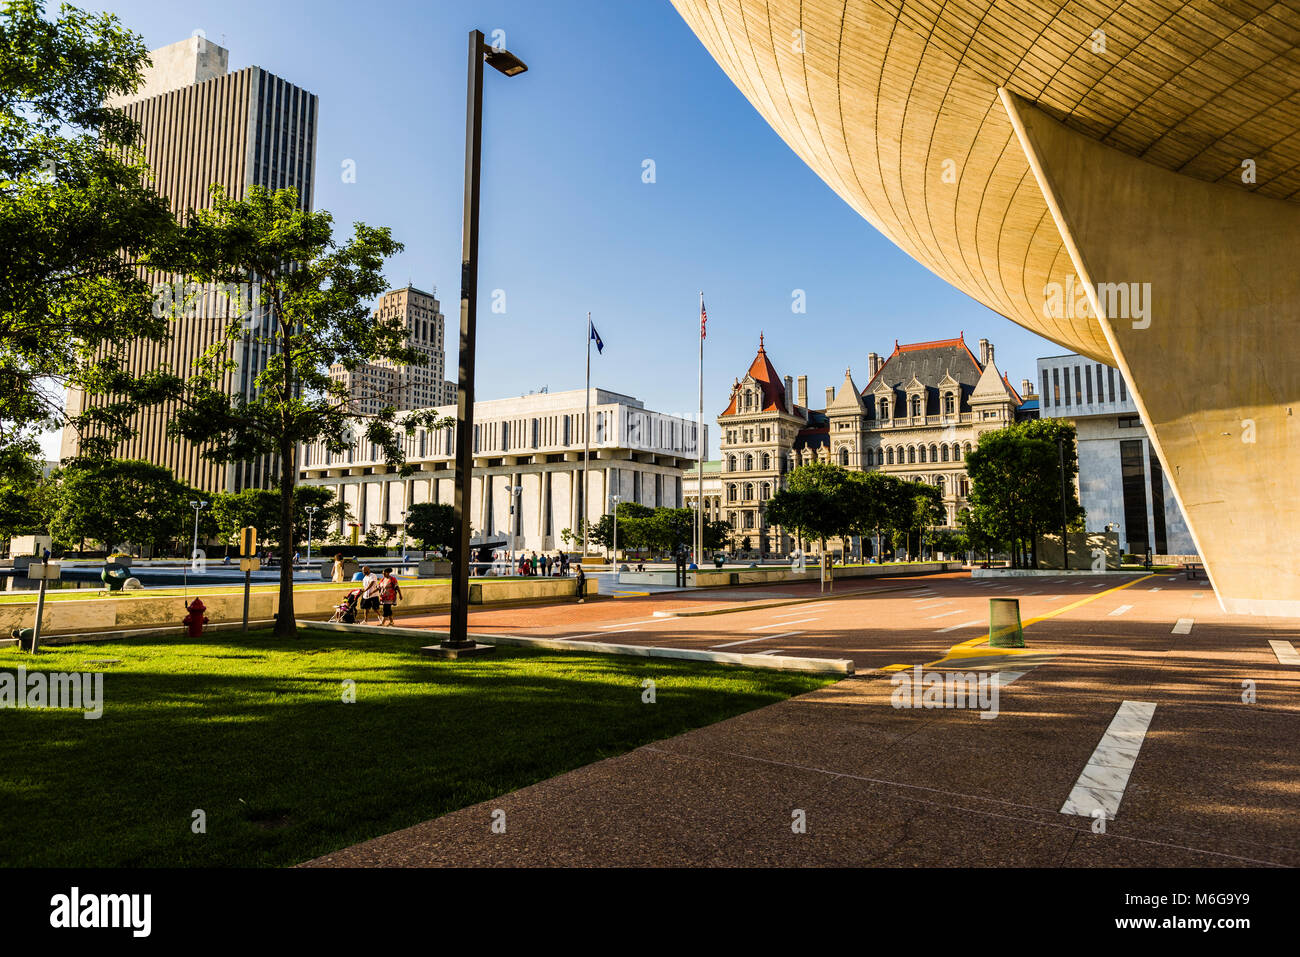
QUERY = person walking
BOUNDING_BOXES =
[331,553,346,583]
[359,565,380,623]
[378,567,402,626]
[574,563,586,603]
[530,552,539,577]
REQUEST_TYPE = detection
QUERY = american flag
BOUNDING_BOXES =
[700,297,707,340]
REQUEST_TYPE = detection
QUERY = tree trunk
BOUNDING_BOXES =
[275,435,297,638]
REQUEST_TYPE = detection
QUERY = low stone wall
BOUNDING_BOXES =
[971,568,1142,578]
[618,561,960,588]
[0,576,596,637]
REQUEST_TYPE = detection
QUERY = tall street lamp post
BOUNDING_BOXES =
[189,500,208,570]
[446,29,528,651]
[305,505,320,570]
[1057,434,1070,571]
[610,494,620,583]
[508,485,522,573]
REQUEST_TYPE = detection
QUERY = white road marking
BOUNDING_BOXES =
[1171,618,1194,635]
[712,631,803,649]
[1061,700,1157,819]
[1108,604,1132,616]
[1043,596,1062,602]
[1023,591,1042,596]
[938,619,984,633]
[599,618,662,629]
[758,649,789,656]
[748,617,819,631]
[1269,640,1300,665]
[1149,587,1162,592]
[925,610,963,619]
[1090,582,1107,588]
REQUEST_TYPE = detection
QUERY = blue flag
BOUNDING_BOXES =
[589,320,604,354]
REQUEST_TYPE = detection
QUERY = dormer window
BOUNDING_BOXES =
[943,392,955,415]
[910,394,922,417]
[878,398,890,419]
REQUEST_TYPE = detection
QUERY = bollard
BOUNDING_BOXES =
[988,597,1026,648]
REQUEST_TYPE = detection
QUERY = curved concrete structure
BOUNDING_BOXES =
[671,0,1300,614]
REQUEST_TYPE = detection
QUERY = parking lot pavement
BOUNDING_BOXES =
[310,572,1300,866]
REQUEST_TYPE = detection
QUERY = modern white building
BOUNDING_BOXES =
[1038,354,1195,558]
[298,388,699,553]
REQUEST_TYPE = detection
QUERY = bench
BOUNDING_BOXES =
[1183,562,1204,581]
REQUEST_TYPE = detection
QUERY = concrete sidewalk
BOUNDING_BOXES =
[303,575,1300,867]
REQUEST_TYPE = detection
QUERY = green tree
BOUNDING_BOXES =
[703,518,732,552]
[161,184,448,636]
[0,449,53,543]
[965,420,1083,568]
[1,0,181,459]
[405,502,455,557]
[48,458,190,554]
[766,462,856,557]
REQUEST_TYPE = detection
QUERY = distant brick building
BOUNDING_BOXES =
[718,333,1035,556]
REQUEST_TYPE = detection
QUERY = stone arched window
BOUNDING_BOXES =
[727,483,737,502]
[919,445,927,463]
[744,453,754,471]
[839,447,849,466]
[886,448,895,465]
[941,444,949,462]
[761,452,771,470]
[963,442,972,456]
[908,446,916,464]
[929,444,938,462]
[865,448,875,466]
[727,454,736,472]
[743,482,754,500]
[953,443,962,461]
[760,482,771,500]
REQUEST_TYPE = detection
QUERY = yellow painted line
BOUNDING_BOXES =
[613,590,649,597]
[882,574,1158,671]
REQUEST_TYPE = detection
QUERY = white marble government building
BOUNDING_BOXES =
[298,388,699,552]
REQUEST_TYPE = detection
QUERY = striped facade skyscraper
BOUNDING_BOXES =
[61,35,319,493]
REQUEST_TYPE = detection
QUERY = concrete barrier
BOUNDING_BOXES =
[0,576,596,637]
[618,561,961,588]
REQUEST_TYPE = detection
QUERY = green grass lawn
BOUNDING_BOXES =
[0,628,832,867]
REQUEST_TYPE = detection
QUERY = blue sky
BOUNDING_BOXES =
[61,0,1058,459]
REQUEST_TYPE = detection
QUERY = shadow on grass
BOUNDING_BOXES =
[0,632,830,867]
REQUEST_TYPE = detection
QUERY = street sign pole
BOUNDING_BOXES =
[31,575,47,654]
[242,569,251,633]
[239,527,258,633]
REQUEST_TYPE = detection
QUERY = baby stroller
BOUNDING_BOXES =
[330,588,362,624]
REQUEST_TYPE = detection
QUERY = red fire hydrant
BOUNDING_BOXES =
[183,598,208,638]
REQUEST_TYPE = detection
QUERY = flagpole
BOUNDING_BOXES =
[582,312,591,562]
[697,291,704,567]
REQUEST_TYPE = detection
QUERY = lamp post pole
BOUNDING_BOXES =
[189,500,207,570]
[1057,434,1070,571]
[508,485,522,573]
[305,505,319,570]
[447,29,528,649]
[610,494,620,583]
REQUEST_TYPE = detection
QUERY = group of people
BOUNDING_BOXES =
[329,556,403,626]
[502,551,568,577]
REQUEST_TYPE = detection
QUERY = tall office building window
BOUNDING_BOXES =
[1053,368,1060,405]
[1149,444,1168,554]
[1074,364,1083,404]
[1108,367,1116,403]
[1063,367,1071,407]
[1041,370,1051,408]
[1119,375,1127,401]
[1120,439,1149,554]
[1085,365,1093,404]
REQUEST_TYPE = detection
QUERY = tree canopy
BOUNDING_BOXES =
[1,0,180,460]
